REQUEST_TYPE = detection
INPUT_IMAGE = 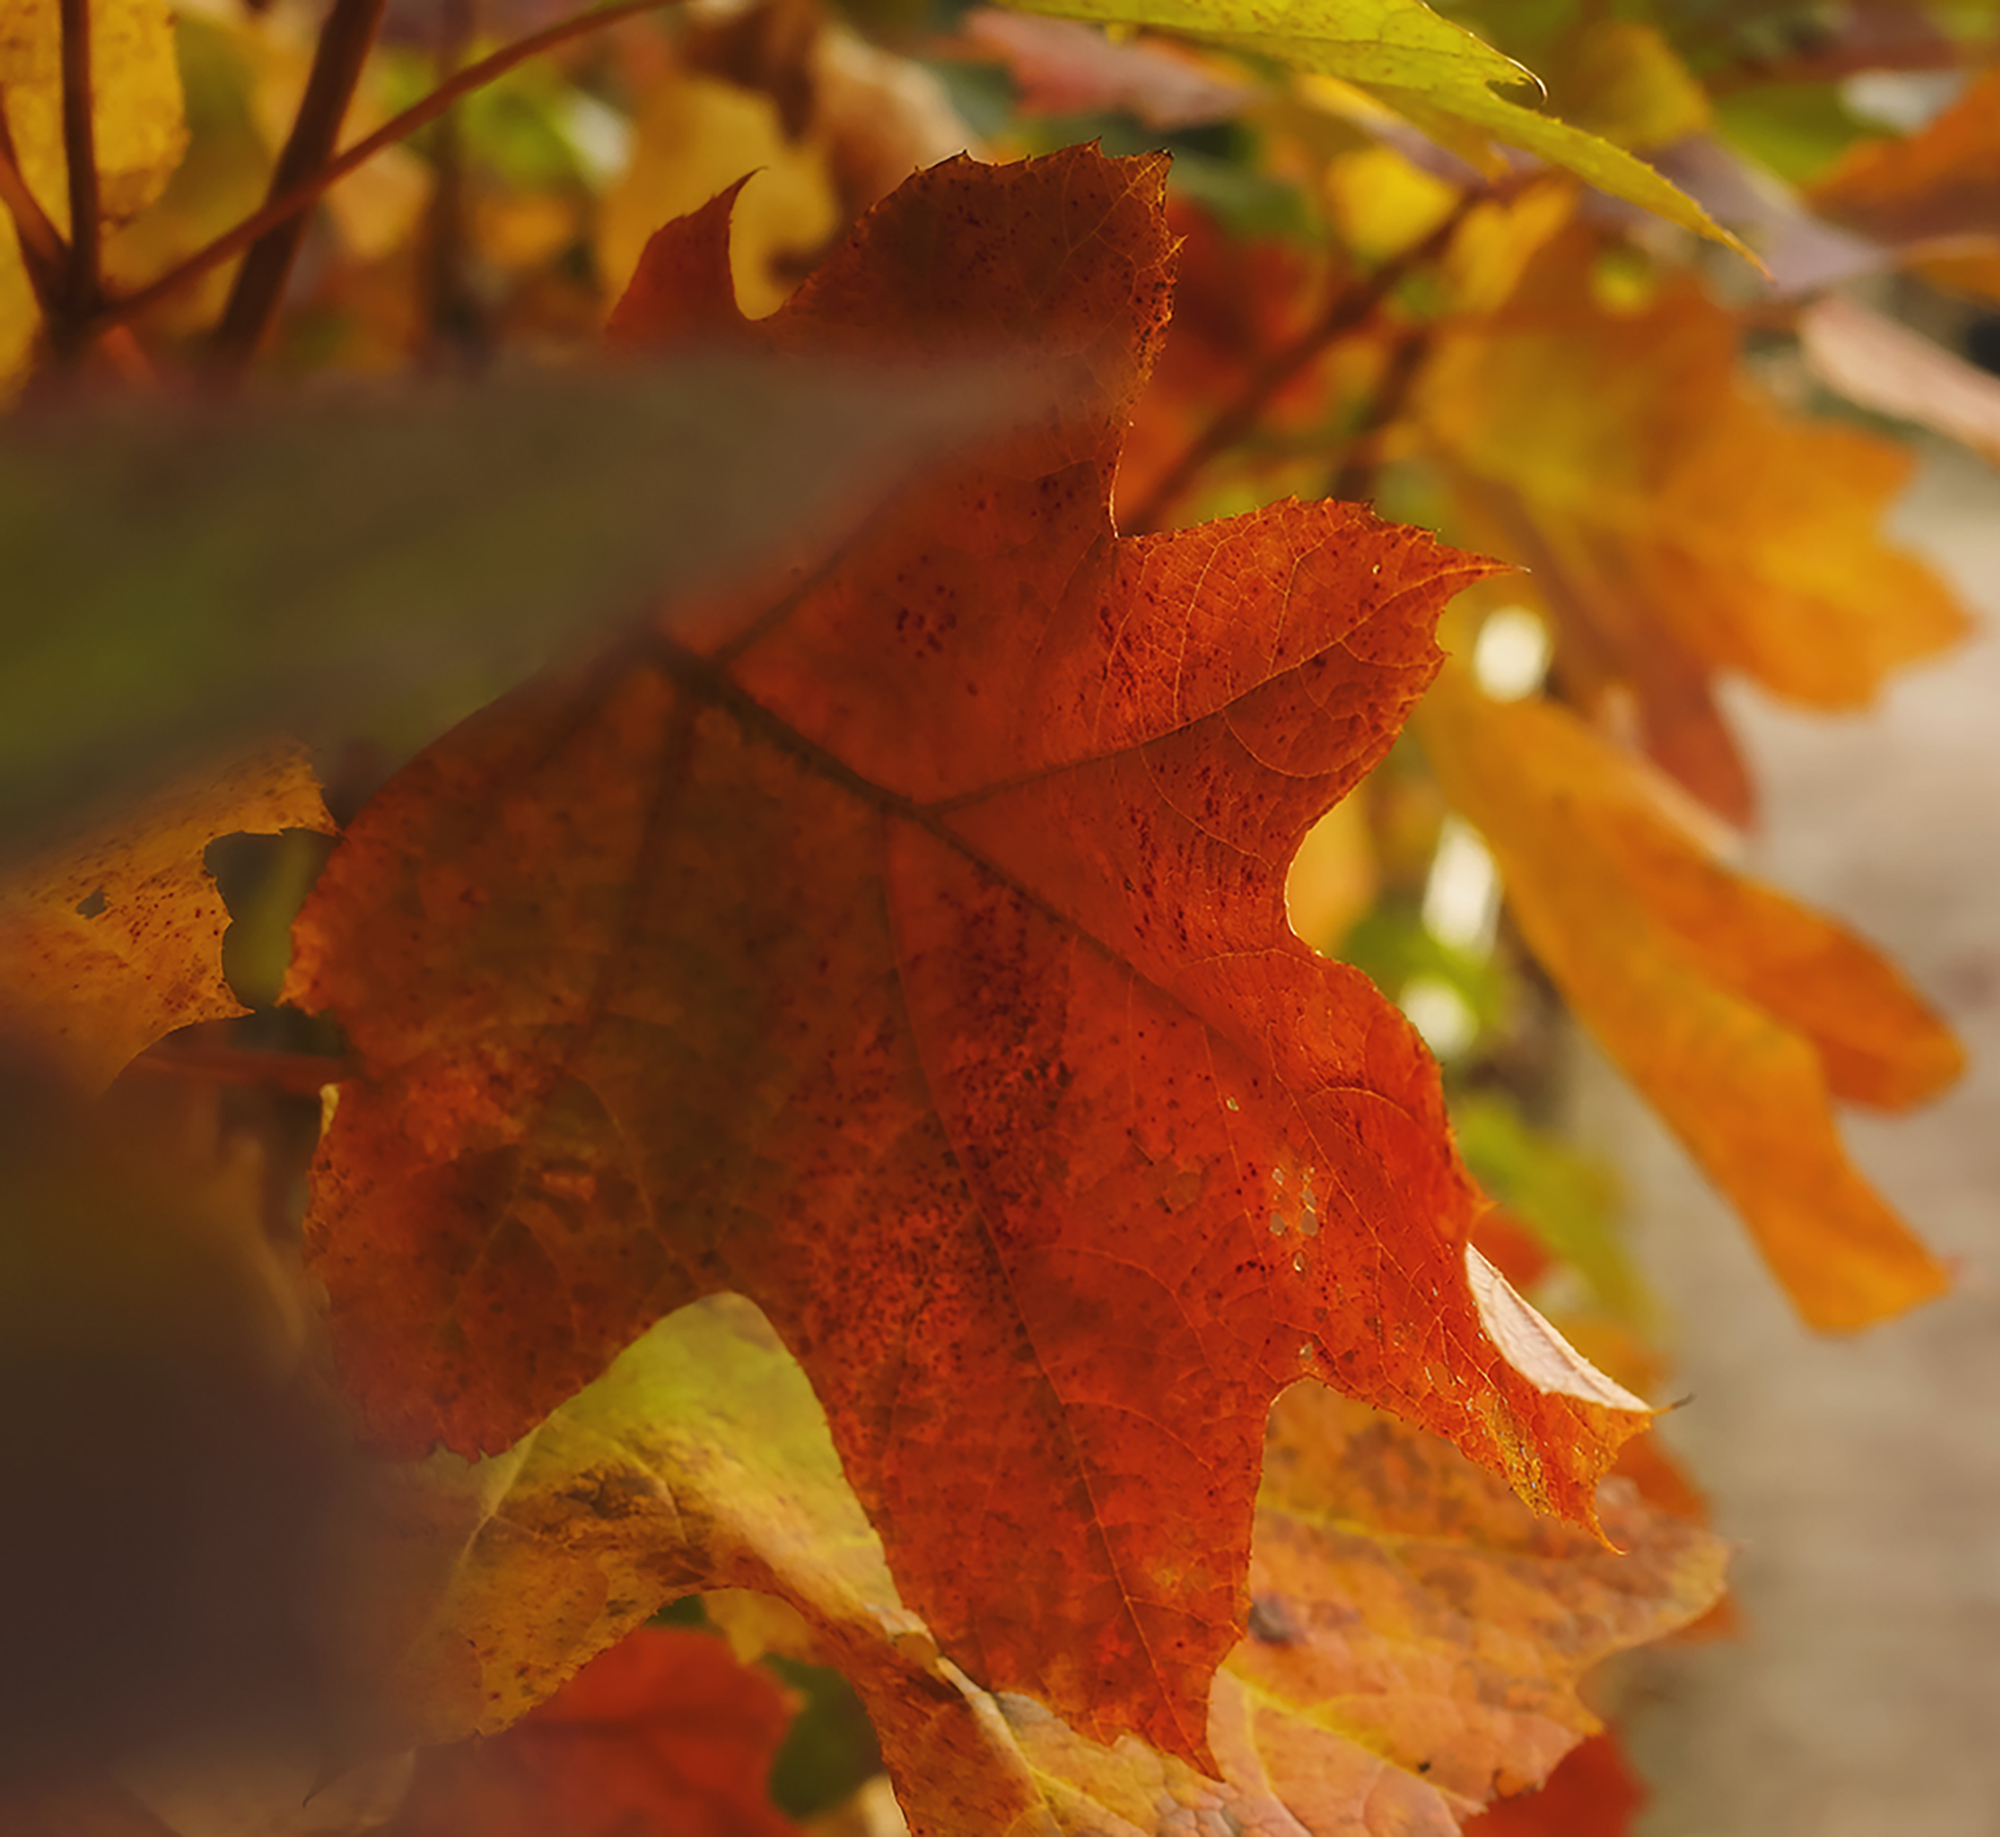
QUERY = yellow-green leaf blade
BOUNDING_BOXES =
[1005,0,1745,253]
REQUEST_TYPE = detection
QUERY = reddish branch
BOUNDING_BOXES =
[1120,186,1494,537]
[211,0,391,370]
[97,0,686,335]
[57,0,100,329]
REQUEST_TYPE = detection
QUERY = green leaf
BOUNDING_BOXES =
[1003,0,1747,253]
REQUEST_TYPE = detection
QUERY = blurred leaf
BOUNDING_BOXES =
[0,354,1028,855]
[1541,21,1708,152]
[1416,224,1969,821]
[390,1627,801,1837]
[1811,65,2000,250]
[1419,661,1960,1330]
[1801,293,2000,468]
[1711,82,1878,186]
[1463,1731,1645,1837]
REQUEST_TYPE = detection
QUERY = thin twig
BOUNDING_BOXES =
[57,0,100,323]
[95,0,684,334]
[1120,187,1494,537]
[0,94,67,314]
[212,0,390,370]
[421,0,486,364]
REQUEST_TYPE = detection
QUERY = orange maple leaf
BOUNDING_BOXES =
[288,148,1648,1764]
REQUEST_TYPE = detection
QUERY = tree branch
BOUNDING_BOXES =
[97,0,684,336]
[58,0,100,324]
[211,0,390,371]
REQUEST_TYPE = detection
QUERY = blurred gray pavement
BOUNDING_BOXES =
[1575,442,2000,1837]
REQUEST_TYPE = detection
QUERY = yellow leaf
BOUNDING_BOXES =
[0,0,187,231]
[0,746,330,1089]
[1320,140,1458,262]
[1417,225,1970,818]
[1419,662,1957,1330]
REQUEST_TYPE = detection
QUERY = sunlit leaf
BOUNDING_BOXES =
[1419,661,1958,1329]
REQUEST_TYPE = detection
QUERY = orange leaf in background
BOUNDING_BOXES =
[1163,1382,1722,1832]
[0,745,329,1087]
[1416,227,1968,824]
[289,148,1650,1766]
[392,1628,799,1837]
[1462,1732,1644,1837]
[1810,67,2000,303]
[1420,662,1958,1329]
[1007,1378,1720,1837]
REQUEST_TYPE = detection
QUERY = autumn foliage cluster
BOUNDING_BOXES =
[1,0,1996,1831]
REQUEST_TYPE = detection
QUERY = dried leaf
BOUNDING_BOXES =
[1419,662,1958,1329]
[0,746,329,1088]
[291,148,1648,1767]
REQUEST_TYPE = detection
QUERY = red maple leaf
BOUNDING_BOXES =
[288,147,1645,1765]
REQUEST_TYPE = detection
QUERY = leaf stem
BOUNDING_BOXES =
[1120,186,1490,537]
[95,0,685,336]
[211,0,390,372]
[57,0,100,327]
